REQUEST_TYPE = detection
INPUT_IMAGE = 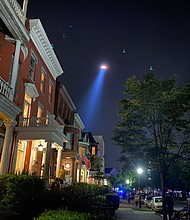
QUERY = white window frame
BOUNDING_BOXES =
[29,51,38,81]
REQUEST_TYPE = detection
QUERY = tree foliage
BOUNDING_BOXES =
[112,73,190,219]
[113,73,190,173]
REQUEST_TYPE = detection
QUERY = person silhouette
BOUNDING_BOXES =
[56,165,66,189]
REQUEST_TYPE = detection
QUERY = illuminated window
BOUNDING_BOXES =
[40,69,46,94]
[29,52,37,81]
[65,133,73,150]
[37,102,44,118]
[36,103,44,125]
[79,148,85,157]
[92,146,96,155]
[23,93,32,118]
[46,111,50,125]
[48,80,53,104]
[23,93,32,126]
[15,141,27,174]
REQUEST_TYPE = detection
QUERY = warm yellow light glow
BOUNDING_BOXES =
[38,144,43,151]
[65,163,70,168]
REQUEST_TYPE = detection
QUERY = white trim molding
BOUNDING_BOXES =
[29,19,64,80]
[74,113,85,130]
[25,83,39,100]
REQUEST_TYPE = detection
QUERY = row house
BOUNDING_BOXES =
[54,81,85,184]
[0,0,69,188]
[0,0,30,174]
[78,132,91,183]
[14,18,68,188]
[0,0,105,187]
[81,132,105,185]
[93,135,105,173]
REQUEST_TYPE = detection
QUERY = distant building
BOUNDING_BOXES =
[93,135,105,173]
[54,81,84,184]
[0,0,106,188]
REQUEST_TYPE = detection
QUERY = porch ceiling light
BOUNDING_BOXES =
[38,143,43,151]
[65,163,70,168]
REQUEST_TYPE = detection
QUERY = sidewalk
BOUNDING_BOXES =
[118,199,140,209]
[115,200,162,220]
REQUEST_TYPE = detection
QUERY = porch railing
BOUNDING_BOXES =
[0,77,12,99]
[18,115,64,133]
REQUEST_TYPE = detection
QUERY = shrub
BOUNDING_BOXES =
[34,209,113,220]
[0,174,45,219]
[60,183,109,212]
[34,209,92,220]
[0,176,117,219]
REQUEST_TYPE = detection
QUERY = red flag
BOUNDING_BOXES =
[83,156,91,169]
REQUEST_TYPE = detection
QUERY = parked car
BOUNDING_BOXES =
[144,195,154,208]
[151,196,162,212]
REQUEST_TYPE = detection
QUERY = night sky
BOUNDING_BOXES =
[27,0,190,170]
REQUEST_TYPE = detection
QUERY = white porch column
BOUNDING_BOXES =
[56,147,62,178]
[78,162,82,182]
[0,119,16,174]
[43,140,52,189]
[9,40,21,101]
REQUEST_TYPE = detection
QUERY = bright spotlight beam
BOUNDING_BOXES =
[79,64,108,130]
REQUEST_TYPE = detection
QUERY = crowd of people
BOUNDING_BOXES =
[116,188,177,220]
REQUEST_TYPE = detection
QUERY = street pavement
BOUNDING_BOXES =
[115,200,162,220]
[115,198,187,220]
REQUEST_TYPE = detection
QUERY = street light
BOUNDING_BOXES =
[137,167,143,190]
[137,167,143,208]
[137,168,143,175]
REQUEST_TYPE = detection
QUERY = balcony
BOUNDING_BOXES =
[0,77,12,99]
[18,114,63,132]
[16,114,68,146]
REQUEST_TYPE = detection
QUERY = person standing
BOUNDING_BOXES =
[127,193,131,204]
[134,194,139,207]
[56,165,66,189]
[165,193,174,220]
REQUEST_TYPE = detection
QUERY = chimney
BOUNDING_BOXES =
[22,0,29,24]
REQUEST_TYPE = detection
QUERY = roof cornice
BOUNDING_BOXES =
[0,0,29,42]
[61,85,76,110]
[29,19,63,79]
[74,113,85,130]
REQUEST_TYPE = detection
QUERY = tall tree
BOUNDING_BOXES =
[112,73,190,220]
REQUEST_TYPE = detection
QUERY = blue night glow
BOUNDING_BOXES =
[79,69,106,131]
